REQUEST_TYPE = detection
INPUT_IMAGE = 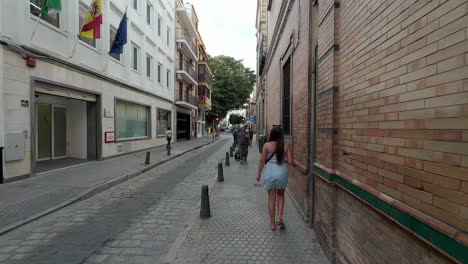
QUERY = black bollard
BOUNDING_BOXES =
[166,145,171,156]
[218,162,224,182]
[229,147,233,157]
[145,152,150,165]
[225,152,230,166]
[200,185,211,219]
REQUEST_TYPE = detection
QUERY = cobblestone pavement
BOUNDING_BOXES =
[0,136,214,231]
[173,142,329,264]
[0,136,230,264]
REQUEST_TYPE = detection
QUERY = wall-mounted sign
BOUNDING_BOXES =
[104,131,115,143]
[104,108,113,117]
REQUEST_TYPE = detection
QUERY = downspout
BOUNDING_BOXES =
[309,0,319,226]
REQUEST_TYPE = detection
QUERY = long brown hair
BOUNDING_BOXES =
[268,126,285,165]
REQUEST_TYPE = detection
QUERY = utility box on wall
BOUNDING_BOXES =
[5,133,25,161]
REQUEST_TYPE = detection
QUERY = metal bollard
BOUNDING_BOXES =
[218,162,224,182]
[229,147,233,157]
[166,145,171,156]
[225,152,230,166]
[200,185,211,219]
[145,152,150,165]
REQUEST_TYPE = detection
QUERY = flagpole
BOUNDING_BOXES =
[70,0,94,58]
[103,6,127,71]
[31,0,48,41]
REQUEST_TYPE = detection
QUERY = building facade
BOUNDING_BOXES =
[174,0,198,141]
[197,38,212,138]
[255,0,268,137]
[0,0,176,181]
[257,0,468,263]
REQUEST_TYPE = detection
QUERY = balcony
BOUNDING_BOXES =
[198,72,211,89]
[176,59,198,85]
[176,6,197,38]
[176,28,198,61]
[198,95,212,111]
[176,92,198,110]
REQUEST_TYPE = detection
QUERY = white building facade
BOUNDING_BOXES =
[0,0,176,182]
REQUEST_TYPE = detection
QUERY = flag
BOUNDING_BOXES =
[41,0,61,15]
[109,13,127,54]
[79,0,103,39]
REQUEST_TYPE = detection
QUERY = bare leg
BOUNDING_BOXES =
[277,189,285,226]
[268,189,277,230]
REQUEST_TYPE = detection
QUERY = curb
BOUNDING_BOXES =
[0,137,221,237]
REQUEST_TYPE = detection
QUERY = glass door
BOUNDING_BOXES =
[53,106,67,159]
[37,104,52,161]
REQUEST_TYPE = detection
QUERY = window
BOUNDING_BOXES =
[166,70,170,87]
[146,3,151,24]
[157,109,171,137]
[158,17,162,36]
[115,100,150,139]
[30,0,60,28]
[146,55,152,78]
[157,63,162,83]
[133,0,138,10]
[79,1,96,47]
[167,27,170,46]
[132,45,139,71]
[282,58,291,135]
[109,27,120,61]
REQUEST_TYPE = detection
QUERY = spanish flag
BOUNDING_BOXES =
[79,0,103,39]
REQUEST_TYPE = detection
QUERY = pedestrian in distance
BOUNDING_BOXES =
[237,127,250,165]
[256,126,293,231]
[248,126,254,147]
[165,127,173,149]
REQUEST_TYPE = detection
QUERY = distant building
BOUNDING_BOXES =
[197,31,212,138]
[174,0,199,141]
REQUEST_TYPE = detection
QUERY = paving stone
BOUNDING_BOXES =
[86,254,109,263]
[0,246,18,253]
[0,254,11,261]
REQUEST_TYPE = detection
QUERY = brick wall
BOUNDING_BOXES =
[314,0,467,263]
[262,0,312,214]
[333,183,452,264]
[316,0,468,232]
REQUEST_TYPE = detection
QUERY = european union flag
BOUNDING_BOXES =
[109,12,127,54]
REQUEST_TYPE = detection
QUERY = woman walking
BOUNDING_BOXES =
[256,126,293,231]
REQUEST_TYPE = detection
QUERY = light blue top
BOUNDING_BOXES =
[261,143,288,190]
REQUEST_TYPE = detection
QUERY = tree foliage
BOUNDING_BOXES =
[210,56,256,119]
[229,114,245,125]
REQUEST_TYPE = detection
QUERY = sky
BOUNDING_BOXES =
[188,0,258,72]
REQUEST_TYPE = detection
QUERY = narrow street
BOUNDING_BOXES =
[0,137,230,264]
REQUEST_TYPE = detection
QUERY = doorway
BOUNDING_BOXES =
[36,103,68,161]
[33,91,98,174]
[176,112,191,141]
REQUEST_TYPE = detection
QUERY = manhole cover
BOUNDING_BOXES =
[253,184,262,187]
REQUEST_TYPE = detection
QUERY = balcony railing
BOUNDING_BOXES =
[198,95,212,110]
[177,59,197,83]
[176,92,197,106]
[176,28,197,56]
[198,72,212,87]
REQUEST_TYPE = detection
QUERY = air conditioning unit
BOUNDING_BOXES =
[177,42,183,50]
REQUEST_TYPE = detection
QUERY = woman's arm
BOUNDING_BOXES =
[257,143,268,181]
[286,144,294,166]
